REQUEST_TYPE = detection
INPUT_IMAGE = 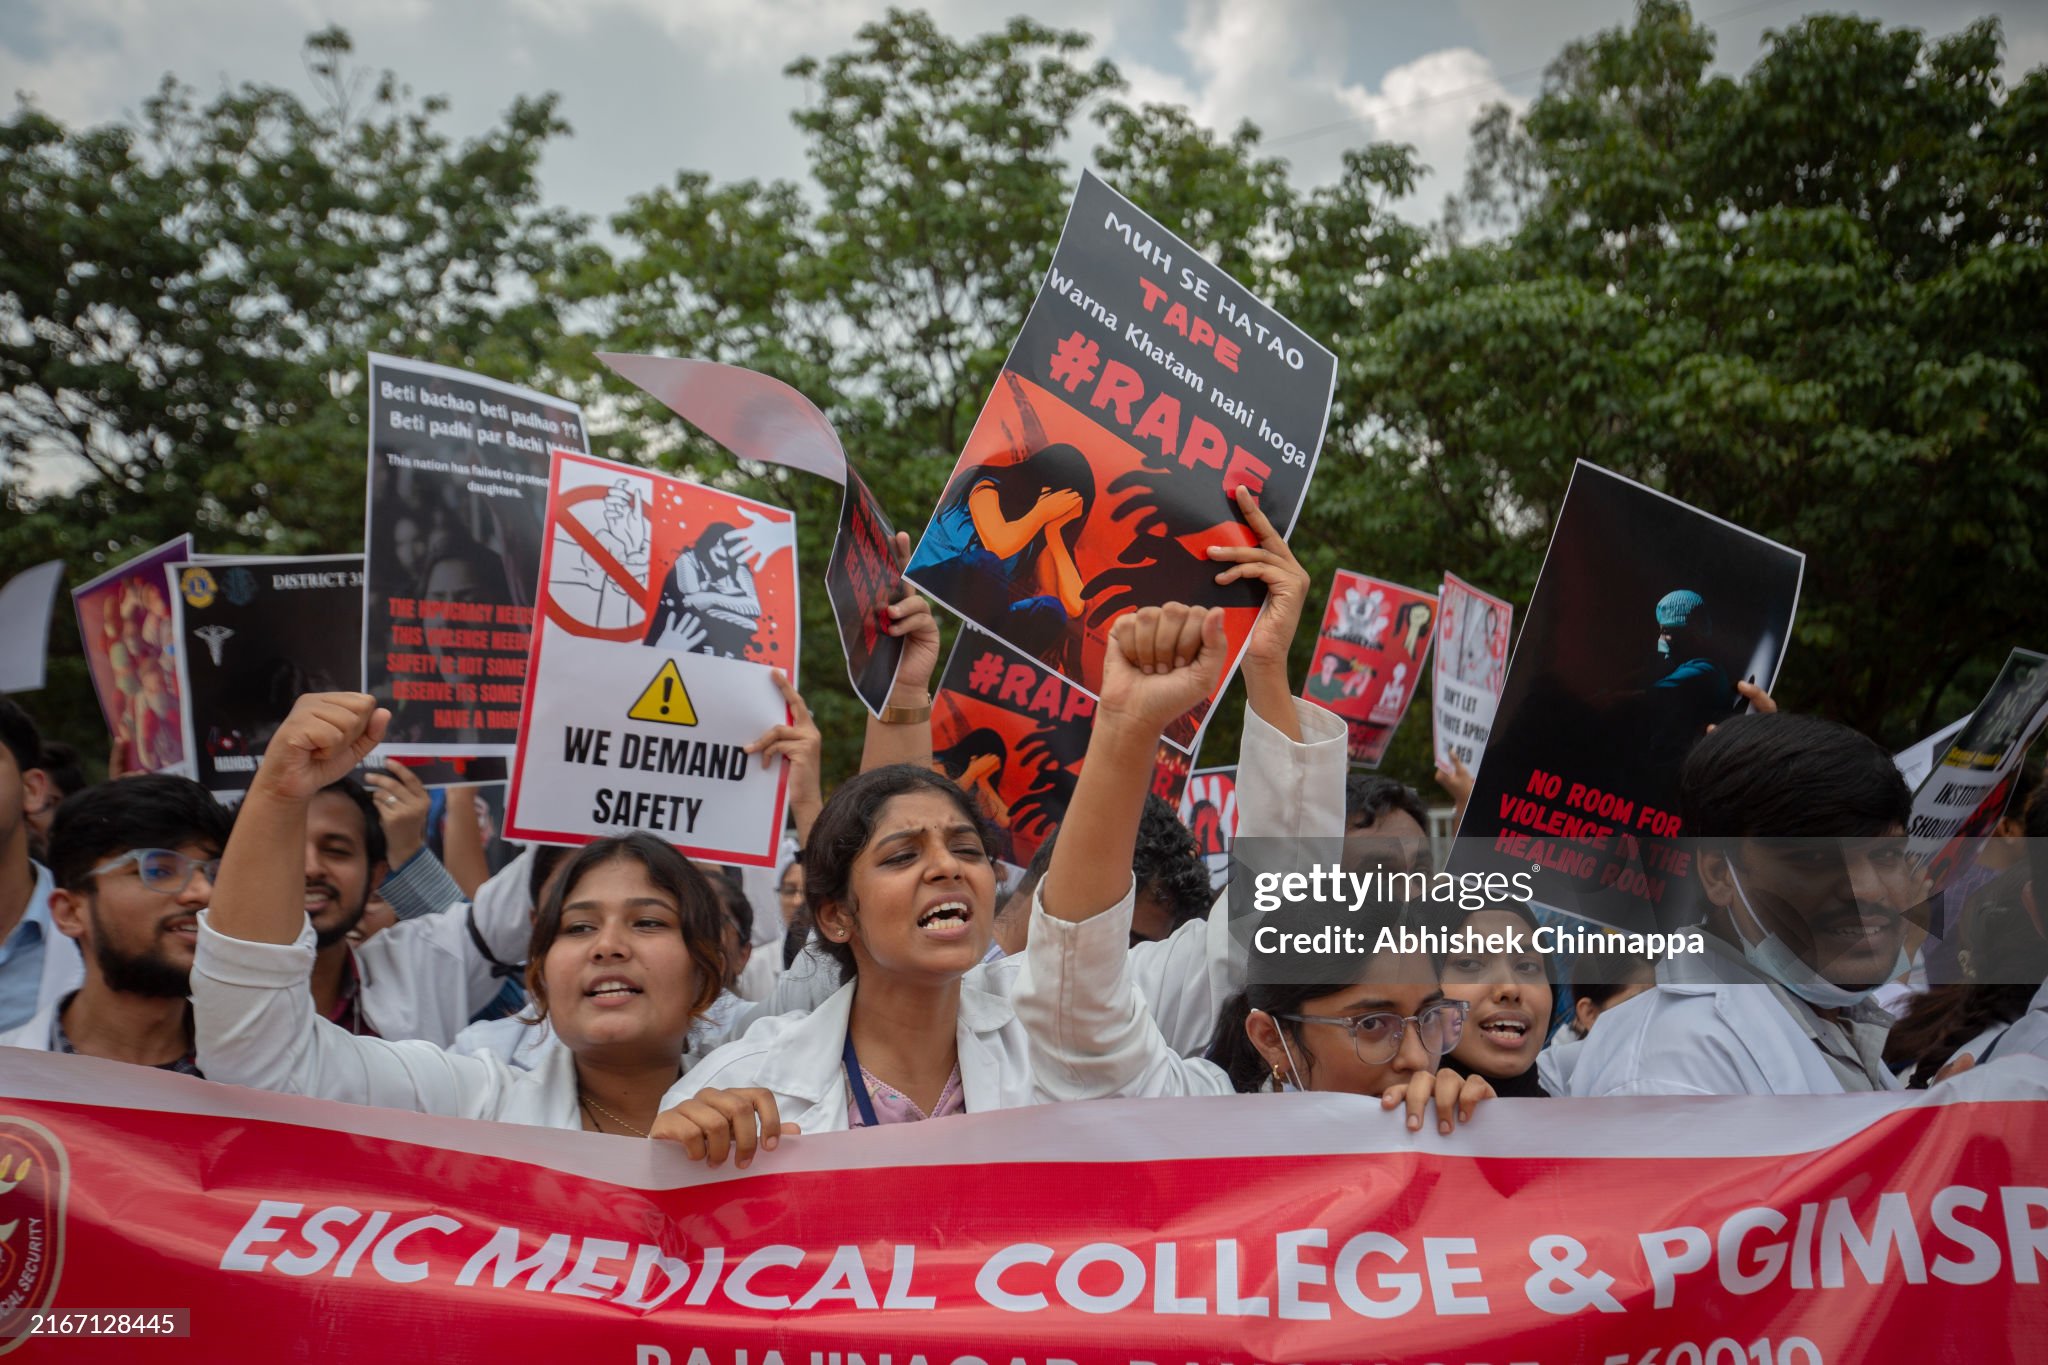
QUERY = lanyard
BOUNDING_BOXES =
[842,1032,881,1129]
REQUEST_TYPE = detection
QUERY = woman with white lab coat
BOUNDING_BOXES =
[193,693,734,1135]
[1014,603,1492,1133]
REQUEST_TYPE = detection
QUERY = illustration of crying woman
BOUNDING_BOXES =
[912,444,1094,669]
[644,521,762,659]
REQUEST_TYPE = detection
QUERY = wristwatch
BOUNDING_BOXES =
[878,701,932,725]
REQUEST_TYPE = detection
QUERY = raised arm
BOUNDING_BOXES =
[211,693,387,945]
[746,670,824,847]
[860,531,942,773]
[1018,604,1232,1099]
[1042,605,1226,923]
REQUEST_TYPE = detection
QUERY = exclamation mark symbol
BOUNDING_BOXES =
[660,677,673,716]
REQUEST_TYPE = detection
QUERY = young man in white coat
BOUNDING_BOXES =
[299,776,532,1046]
[1557,711,1916,1096]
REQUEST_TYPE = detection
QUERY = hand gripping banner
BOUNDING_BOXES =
[3,1049,2045,1362]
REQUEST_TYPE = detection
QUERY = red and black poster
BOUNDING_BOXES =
[362,355,589,758]
[595,353,910,716]
[906,171,1336,752]
[1303,570,1438,767]
[1179,765,1239,887]
[932,629,1193,870]
[931,629,1096,870]
[1447,462,1804,928]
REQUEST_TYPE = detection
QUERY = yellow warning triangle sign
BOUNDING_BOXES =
[627,658,698,726]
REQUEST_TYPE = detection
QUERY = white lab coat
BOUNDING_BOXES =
[667,875,1239,1133]
[664,955,1036,1135]
[1014,877,1234,1100]
[1982,979,2048,1064]
[192,911,584,1128]
[1558,948,1904,1097]
[731,946,781,1003]
[2,863,82,1035]
[714,696,1348,1053]
[352,850,533,1046]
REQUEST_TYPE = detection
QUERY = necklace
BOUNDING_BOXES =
[578,1092,650,1138]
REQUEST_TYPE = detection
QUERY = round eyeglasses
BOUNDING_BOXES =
[1274,999,1469,1065]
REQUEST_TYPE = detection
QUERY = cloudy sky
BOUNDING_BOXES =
[4,0,2043,228]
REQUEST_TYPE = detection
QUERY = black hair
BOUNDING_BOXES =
[803,764,998,984]
[1133,794,1211,931]
[48,774,233,892]
[942,443,1097,522]
[1010,795,1211,934]
[706,867,754,946]
[523,833,725,1026]
[1567,940,1659,1003]
[528,844,573,908]
[1345,773,1427,830]
[317,778,390,869]
[1883,983,2039,1089]
[1207,899,1418,1093]
[1679,712,1909,840]
[0,696,42,774]
[31,741,87,799]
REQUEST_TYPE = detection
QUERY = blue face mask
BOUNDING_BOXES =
[1726,866,1907,1009]
[1657,636,1672,658]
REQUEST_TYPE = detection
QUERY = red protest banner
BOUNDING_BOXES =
[1304,570,1438,767]
[6,1049,2046,1363]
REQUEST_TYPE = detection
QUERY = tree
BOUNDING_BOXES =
[1362,0,2048,746]
[1,28,587,763]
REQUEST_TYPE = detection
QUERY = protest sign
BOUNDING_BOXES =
[505,451,796,865]
[1895,713,1973,792]
[931,628,1095,869]
[363,354,589,757]
[0,560,63,692]
[168,555,364,795]
[1433,571,1511,779]
[70,535,192,773]
[596,353,909,716]
[1447,463,1804,928]
[6,1047,2045,1363]
[1303,571,1437,767]
[906,170,1336,752]
[1906,648,2048,895]
[1180,765,1239,887]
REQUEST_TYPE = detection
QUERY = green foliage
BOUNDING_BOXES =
[5,2,2043,799]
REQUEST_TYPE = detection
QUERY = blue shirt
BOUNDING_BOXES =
[0,862,57,1032]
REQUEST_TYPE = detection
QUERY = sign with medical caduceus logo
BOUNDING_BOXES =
[506,450,798,866]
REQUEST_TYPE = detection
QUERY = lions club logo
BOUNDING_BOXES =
[0,1118,68,1356]
[179,567,218,610]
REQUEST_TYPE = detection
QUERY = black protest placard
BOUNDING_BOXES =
[1445,463,1805,928]
[363,355,588,757]
[827,472,907,713]
[1906,647,2048,894]
[172,556,364,795]
[906,170,1336,751]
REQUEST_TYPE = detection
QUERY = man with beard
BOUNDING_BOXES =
[0,698,80,1032]
[307,776,536,1046]
[0,774,228,1068]
[1557,712,1918,1096]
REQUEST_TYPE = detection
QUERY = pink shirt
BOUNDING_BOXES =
[847,1065,965,1126]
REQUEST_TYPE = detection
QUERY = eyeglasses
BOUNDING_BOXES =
[1274,999,1469,1065]
[88,848,221,896]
